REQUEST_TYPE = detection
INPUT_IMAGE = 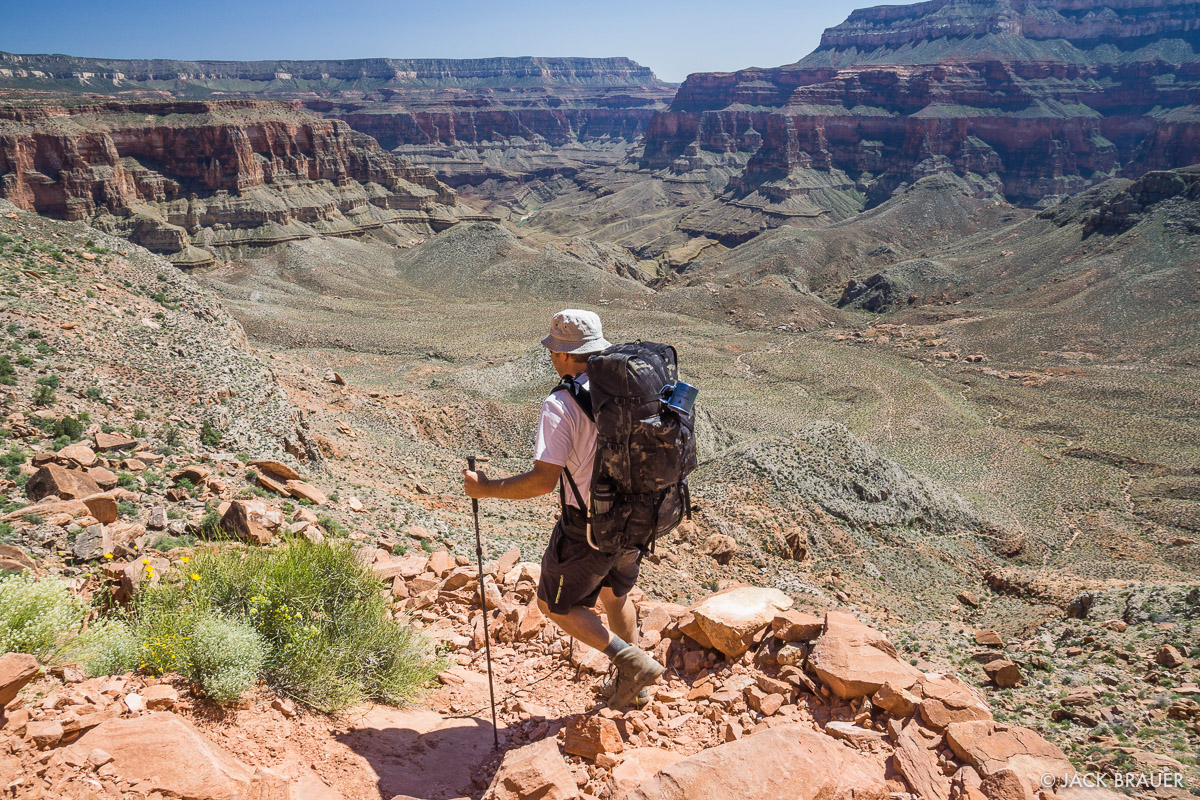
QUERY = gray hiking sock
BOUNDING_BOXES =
[602,635,630,660]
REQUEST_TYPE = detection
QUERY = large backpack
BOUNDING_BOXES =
[555,341,698,554]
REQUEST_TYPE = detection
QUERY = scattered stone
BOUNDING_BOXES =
[83,493,119,524]
[873,681,919,717]
[0,545,37,572]
[482,736,577,800]
[146,506,168,530]
[973,630,1004,648]
[286,480,328,505]
[0,653,40,705]
[73,523,113,560]
[93,432,139,451]
[689,586,794,660]
[957,592,980,608]
[982,660,1022,688]
[979,768,1036,800]
[221,499,274,545]
[1156,645,1185,668]
[256,472,290,496]
[701,533,738,564]
[142,684,179,710]
[564,716,624,760]
[913,673,993,730]
[272,697,297,718]
[249,459,302,482]
[826,721,887,747]
[809,611,922,700]
[27,719,64,749]
[26,464,102,501]
[123,693,147,713]
[612,748,686,795]
[57,443,99,467]
[771,610,824,643]
[626,723,888,800]
[171,465,211,484]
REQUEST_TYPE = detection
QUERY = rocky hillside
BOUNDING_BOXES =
[635,0,1200,245]
[0,100,476,266]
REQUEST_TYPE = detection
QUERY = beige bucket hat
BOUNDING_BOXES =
[541,309,612,355]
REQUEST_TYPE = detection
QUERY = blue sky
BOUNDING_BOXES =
[0,0,876,82]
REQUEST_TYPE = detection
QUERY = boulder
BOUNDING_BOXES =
[564,715,624,760]
[0,652,40,705]
[982,660,1022,688]
[142,684,179,710]
[72,712,259,799]
[256,471,290,496]
[873,681,919,717]
[249,459,301,482]
[612,748,686,795]
[482,736,577,800]
[979,768,1037,800]
[73,523,113,560]
[945,721,1074,786]
[146,506,168,530]
[83,493,119,524]
[57,443,98,467]
[914,673,993,730]
[771,610,824,643]
[974,630,1004,648]
[626,723,888,800]
[1156,645,1186,668]
[808,611,921,700]
[286,480,328,506]
[891,719,952,800]
[26,464,102,501]
[220,500,273,545]
[86,466,119,490]
[0,545,36,572]
[690,586,794,660]
[93,432,139,451]
[27,719,63,749]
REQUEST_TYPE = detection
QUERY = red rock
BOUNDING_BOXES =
[26,719,63,749]
[689,586,794,660]
[256,471,290,496]
[25,464,102,501]
[808,611,922,700]
[142,684,178,710]
[612,747,687,795]
[482,736,577,800]
[249,459,302,481]
[93,432,139,451]
[744,685,784,716]
[494,547,521,581]
[0,653,40,705]
[564,716,624,760]
[172,465,211,484]
[771,610,824,642]
[957,592,980,608]
[873,681,919,717]
[86,466,119,490]
[982,660,1023,688]
[891,719,952,800]
[74,712,263,799]
[220,499,273,545]
[974,630,1004,648]
[914,673,992,730]
[627,723,888,800]
[374,554,428,581]
[427,549,455,578]
[1156,645,1186,668]
[979,768,1037,800]
[0,546,36,572]
[945,721,1074,786]
[83,493,119,524]
[57,443,98,467]
[286,480,328,505]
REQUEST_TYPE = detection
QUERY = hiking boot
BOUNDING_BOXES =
[606,645,664,710]
[599,666,652,708]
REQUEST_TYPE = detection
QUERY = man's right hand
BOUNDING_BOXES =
[463,469,488,499]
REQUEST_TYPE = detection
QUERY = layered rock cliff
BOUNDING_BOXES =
[0,54,676,201]
[0,100,472,265]
[638,0,1200,242]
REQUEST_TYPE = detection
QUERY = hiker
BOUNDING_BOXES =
[461,308,666,709]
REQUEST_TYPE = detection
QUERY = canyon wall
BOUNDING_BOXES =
[0,101,471,265]
[638,0,1200,240]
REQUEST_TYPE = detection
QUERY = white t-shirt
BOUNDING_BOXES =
[534,373,596,508]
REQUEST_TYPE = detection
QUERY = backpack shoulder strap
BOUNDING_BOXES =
[553,374,594,422]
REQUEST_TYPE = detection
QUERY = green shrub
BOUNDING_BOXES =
[52,434,71,451]
[0,355,14,386]
[117,473,137,490]
[186,538,442,710]
[0,573,86,661]
[80,620,139,677]
[35,374,58,389]
[0,522,14,543]
[51,416,84,441]
[85,387,104,401]
[187,615,265,702]
[199,420,222,449]
[32,383,55,406]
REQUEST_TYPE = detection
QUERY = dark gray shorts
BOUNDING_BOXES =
[536,513,643,615]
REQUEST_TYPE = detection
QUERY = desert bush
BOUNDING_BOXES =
[199,420,222,448]
[187,537,443,710]
[0,573,85,661]
[187,615,265,703]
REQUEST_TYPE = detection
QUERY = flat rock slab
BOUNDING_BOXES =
[808,611,922,700]
[945,721,1074,787]
[691,586,794,660]
[336,707,500,800]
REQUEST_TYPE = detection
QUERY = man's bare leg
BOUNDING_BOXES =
[598,587,637,647]
[537,598,614,652]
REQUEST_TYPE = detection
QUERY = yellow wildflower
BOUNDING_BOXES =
[190,573,200,581]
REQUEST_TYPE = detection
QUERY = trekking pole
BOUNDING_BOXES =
[467,455,500,748]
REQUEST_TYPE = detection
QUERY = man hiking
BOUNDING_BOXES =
[462,308,665,710]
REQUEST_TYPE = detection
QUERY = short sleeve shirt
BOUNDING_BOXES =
[534,373,596,508]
